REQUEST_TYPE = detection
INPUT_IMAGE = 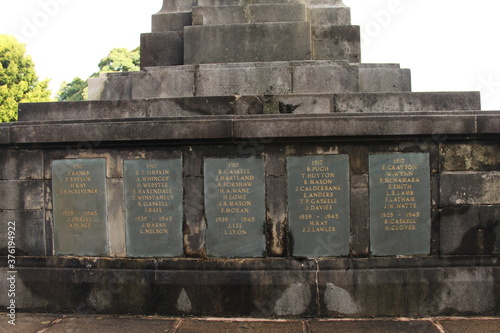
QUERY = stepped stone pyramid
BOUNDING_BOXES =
[87,0,479,114]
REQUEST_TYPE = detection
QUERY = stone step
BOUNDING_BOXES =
[140,32,184,68]
[184,22,312,64]
[89,62,418,100]
[312,25,361,62]
[152,11,192,32]
[157,0,197,13]
[198,0,303,6]
[20,91,481,122]
[308,5,351,26]
[192,3,306,25]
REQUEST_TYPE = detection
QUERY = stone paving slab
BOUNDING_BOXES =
[309,319,440,333]
[439,319,500,333]
[2,314,499,333]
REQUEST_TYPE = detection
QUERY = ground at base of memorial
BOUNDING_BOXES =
[2,314,499,333]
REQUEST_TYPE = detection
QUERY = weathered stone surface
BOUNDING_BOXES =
[42,316,177,333]
[234,113,477,139]
[152,11,191,32]
[439,319,500,333]
[268,94,333,114]
[292,63,359,93]
[440,142,500,171]
[319,262,497,317]
[0,180,44,210]
[308,5,351,26]
[19,100,147,121]
[0,123,9,144]
[193,3,306,25]
[0,211,45,256]
[140,32,184,68]
[359,67,411,92]
[312,25,360,62]
[176,319,304,332]
[0,150,43,180]
[350,175,369,257]
[183,177,206,257]
[195,64,292,96]
[107,178,126,257]
[184,22,311,64]
[155,260,316,317]
[88,73,132,100]
[478,111,500,133]
[440,206,500,255]
[309,320,440,333]
[334,92,481,112]
[441,172,500,205]
[131,67,194,99]
[159,0,196,13]
[266,176,287,256]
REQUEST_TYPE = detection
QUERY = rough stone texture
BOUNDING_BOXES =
[266,177,287,257]
[0,180,44,210]
[334,92,481,113]
[309,320,440,333]
[440,142,500,171]
[192,3,306,25]
[440,172,500,205]
[159,0,197,13]
[312,25,361,62]
[350,175,369,257]
[152,11,192,32]
[131,68,195,99]
[183,177,206,258]
[292,63,359,94]
[0,210,46,256]
[107,178,126,257]
[319,261,498,317]
[0,150,43,180]
[440,206,500,255]
[195,64,292,96]
[439,319,500,333]
[46,316,177,332]
[19,100,148,121]
[140,32,184,68]
[176,319,304,333]
[2,257,497,317]
[359,67,411,92]
[308,5,351,26]
[184,22,312,64]
[88,74,132,100]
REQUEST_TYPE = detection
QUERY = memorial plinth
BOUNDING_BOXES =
[0,0,499,318]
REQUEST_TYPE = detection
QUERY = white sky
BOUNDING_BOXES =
[0,0,499,110]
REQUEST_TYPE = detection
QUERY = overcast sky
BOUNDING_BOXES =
[1,0,498,110]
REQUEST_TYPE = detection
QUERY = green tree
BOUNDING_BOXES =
[0,35,51,122]
[57,77,87,102]
[58,47,140,101]
[97,47,140,73]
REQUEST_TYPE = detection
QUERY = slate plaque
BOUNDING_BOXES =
[204,157,266,257]
[369,153,431,256]
[287,155,350,257]
[52,159,108,256]
[124,159,183,257]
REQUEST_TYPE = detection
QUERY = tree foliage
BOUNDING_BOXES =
[0,34,51,122]
[98,47,140,73]
[57,47,140,102]
[56,77,88,102]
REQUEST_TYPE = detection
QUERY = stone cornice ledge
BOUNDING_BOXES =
[2,111,499,145]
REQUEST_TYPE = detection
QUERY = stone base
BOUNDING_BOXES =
[1,257,498,317]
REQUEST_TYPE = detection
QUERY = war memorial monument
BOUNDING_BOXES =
[0,0,499,317]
